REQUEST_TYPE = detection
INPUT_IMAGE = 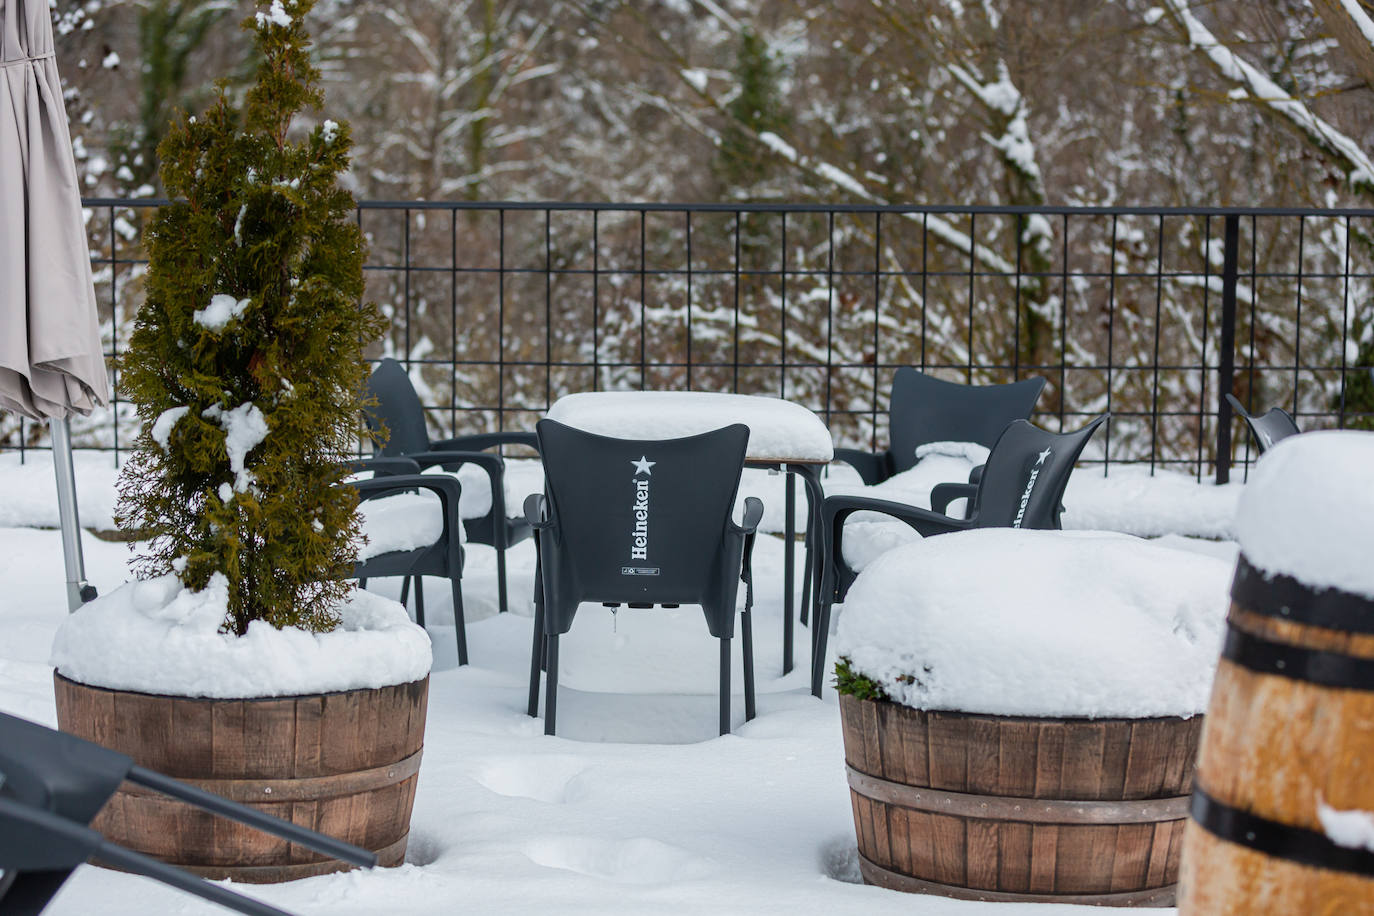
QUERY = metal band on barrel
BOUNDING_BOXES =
[1191,790,1374,879]
[1232,555,1374,635]
[1222,623,1374,692]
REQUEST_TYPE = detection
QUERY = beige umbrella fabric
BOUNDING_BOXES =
[1,0,109,420]
[2,0,110,610]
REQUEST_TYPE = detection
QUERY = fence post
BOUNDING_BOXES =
[1215,214,1240,484]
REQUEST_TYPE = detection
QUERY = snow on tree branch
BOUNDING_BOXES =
[1157,0,1374,195]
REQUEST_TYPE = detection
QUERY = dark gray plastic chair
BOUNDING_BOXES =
[834,368,1047,485]
[813,415,1107,697]
[364,358,537,615]
[347,458,469,665]
[0,711,375,916]
[1225,393,1301,454]
[524,420,764,737]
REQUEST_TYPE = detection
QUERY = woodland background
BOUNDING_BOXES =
[12,0,1374,468]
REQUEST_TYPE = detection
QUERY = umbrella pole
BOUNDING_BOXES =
[49,417,95,611]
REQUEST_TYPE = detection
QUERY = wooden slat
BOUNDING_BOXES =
[927,712,969,791]
[1033,722,1066,799]
[996,821,1032,893]
[965,717,1001,794]
[1028,824,1059,894]
[928,812,967,887]
[1060,720,1107,801]
[965,820,1000,891]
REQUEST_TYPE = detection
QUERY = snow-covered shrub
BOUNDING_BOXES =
[115,0,385,635]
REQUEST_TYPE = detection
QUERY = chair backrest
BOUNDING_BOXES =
[0,712,131,825]
[967,415,1107,530]
[535,419,749,610]
[364,358,433,456]
[888,368,1047,474]
[1226,393,1300,453]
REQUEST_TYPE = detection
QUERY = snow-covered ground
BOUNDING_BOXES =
[0,451,1243,915]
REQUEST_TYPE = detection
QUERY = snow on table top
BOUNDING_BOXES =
[1235,430,1374,599]
[546,391,834,463]
[834,528,1232,718]
[50,573,432,697]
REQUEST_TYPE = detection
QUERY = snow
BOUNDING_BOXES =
[0,448,1252,913]
[834,529,1231,718]
[357,491,450,560]
[1161,0,1374,192]
[50,574,432,698]
[0,451,119,530]
[1234,430,1374,599]
[254,0,293,30]
[1318,800,1374,852]
[150,405,189,450]
[1338,0,1374,48]
[202,401,269,493]
[321,119,340,143]
[192,293,250,332]
[546,391,835,463]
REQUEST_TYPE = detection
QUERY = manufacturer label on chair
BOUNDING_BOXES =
[621,566,661,576]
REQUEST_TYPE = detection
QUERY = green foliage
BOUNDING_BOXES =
[1342,335,1374,431]
[120,0,241,194]
[116,0,387,636]
[715,27,790,191]
[833,657,891,702]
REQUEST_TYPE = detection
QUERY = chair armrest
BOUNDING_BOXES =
[731,496,764,535]
[820,494,974,606]
[967,464,985,485]
[345,457,422,477]
[930,482,978,516]
[523,493,554,530]
[831,448,890,486]
[430,431,540,454]
[348,477,467,563]
[402,450,505,475]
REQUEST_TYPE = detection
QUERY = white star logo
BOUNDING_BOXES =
[1035,446,1052,466]
[632,456,656,476]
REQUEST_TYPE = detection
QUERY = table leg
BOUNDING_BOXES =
[783,472,796,675]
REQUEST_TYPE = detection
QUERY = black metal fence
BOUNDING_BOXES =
[3,200,1371,483]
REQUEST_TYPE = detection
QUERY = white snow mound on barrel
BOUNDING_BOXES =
[834,528,1232,718]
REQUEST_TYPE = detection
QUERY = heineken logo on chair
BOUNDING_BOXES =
[626,455,660,574]
[1012,446,1052,528]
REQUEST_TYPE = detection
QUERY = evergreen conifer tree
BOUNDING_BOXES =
[116,0,386,636]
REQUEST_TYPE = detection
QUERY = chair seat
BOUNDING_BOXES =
[356,491,450,560]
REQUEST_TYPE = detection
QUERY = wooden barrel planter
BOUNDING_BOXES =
[1179,556,1374,914]
[53,672,428,883]
[840,693,1203,906]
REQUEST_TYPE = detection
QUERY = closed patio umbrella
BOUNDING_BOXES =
[1,0,111,610]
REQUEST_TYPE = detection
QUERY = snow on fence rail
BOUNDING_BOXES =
[3,200,1372,482]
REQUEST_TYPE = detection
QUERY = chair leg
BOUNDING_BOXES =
[719,636,732,736]
[527,600,545,718]
[496,541,509,615]
[399,575,410,609]
[742,610,756,722]
[544,634,559,736]
[450,577,468,666]
[414,577,426,628]
[358,577,368,589]
[811,598,833,699]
